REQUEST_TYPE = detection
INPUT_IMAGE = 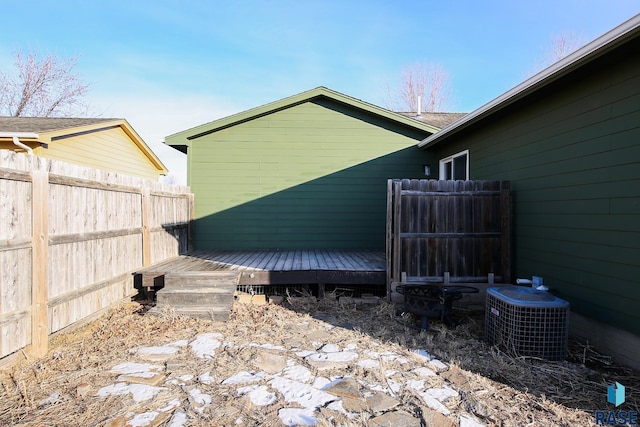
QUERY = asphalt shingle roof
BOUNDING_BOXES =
[0,117,119,133]
[396,112,467,129]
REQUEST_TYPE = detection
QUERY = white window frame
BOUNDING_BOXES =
[439,149,469,180]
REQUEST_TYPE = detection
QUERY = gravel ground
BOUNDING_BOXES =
[0,296,637,426]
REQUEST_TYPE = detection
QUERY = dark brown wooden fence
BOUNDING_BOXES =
[386,179,511,295]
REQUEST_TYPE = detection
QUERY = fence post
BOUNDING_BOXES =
[392,180,402,286]
[141,186,152,267]
[31,169,49,358]
[385,179,393,299]
[188,193,195,253]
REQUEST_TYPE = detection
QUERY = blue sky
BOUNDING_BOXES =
[1,1,638,183]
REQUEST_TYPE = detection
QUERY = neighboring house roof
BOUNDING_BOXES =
[0,117,116,134]
[418,13,640,149]
[166,86,443,148]
[0,116,168,174]
[397,112,467,129]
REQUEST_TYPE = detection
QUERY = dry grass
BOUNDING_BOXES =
[0,297,638,426]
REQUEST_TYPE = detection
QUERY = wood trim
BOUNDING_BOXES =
[400,190,501,196]
[0,238,32,251]
[49,228,143,245]
[50,124,120,141]
[48,173,142,194]
[150,190,192,198]
[399,232,502,238]
[0,167,31,182]
[0,309,31,326]
[48,273,135,308]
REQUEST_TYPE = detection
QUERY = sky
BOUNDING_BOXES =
[1,1,638,184]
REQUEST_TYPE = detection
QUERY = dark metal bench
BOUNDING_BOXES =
[396,284,479,330]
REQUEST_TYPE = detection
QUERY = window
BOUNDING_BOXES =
[439,150,469,180]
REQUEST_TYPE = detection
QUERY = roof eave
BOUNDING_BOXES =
[165,86,439,144]
[43,119,169,174]
[117,120,169,174]
[418,13,640,149]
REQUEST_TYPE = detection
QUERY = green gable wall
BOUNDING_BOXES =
[187,99,432,250]
[428,36,640,336]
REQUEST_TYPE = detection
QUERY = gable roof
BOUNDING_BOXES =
[0,116,168,173]
[418,13,640,149]
[166,86,443,147]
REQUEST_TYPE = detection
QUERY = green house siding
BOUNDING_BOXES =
[188,100,431,250]
[430,38,640,335]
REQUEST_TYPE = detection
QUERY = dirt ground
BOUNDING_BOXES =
[0,295,638,426]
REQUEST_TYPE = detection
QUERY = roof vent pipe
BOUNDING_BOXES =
[12,136,34,155]
[416,96,422,118]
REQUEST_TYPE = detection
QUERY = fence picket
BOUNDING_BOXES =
[0,151,193,363]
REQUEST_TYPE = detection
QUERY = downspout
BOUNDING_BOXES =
[0,132,39,155]
[12,136,33,155]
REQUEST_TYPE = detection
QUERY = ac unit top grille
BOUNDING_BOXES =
[490,286,569,307]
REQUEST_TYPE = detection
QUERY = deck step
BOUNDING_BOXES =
[147,306,232,322]
[165,271,239,288]
[156,287,235,306]
[154,271,238,320]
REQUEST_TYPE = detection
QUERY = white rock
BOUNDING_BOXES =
[96,383,165,402]
[270,376,338,409]
[405,379,426,391]
[429,359,449,371]
[168,410,188,427]
[306,351,358,363]
[278,408,318,426]
[460,413,488,427]
[188,388,212,413]
[222,371,265,385]
[38,392,60,407]
[321,343,340,353]
[418,392,451,415]
[295,350,316,358]
[137,346,179,356]
[159,399,182,412]
[127,411,160,427]
[189,334,222,358]
[312,377,332,389]
[109,362,163,374]
[424,385,459,402]
[198,371,215,385]
[282,365,313,383]
[413,366,436,377]
[238,385,277,406]
[357,359,380,369]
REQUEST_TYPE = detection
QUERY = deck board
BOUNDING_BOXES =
[136,250,386,287]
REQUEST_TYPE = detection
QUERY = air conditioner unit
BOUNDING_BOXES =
[485,287,570,360]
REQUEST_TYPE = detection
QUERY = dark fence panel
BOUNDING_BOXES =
[386,179,511,294]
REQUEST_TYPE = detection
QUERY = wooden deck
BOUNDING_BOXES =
[136,249,386,292]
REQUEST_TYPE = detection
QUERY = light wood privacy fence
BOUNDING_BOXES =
[0,151,193,362]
